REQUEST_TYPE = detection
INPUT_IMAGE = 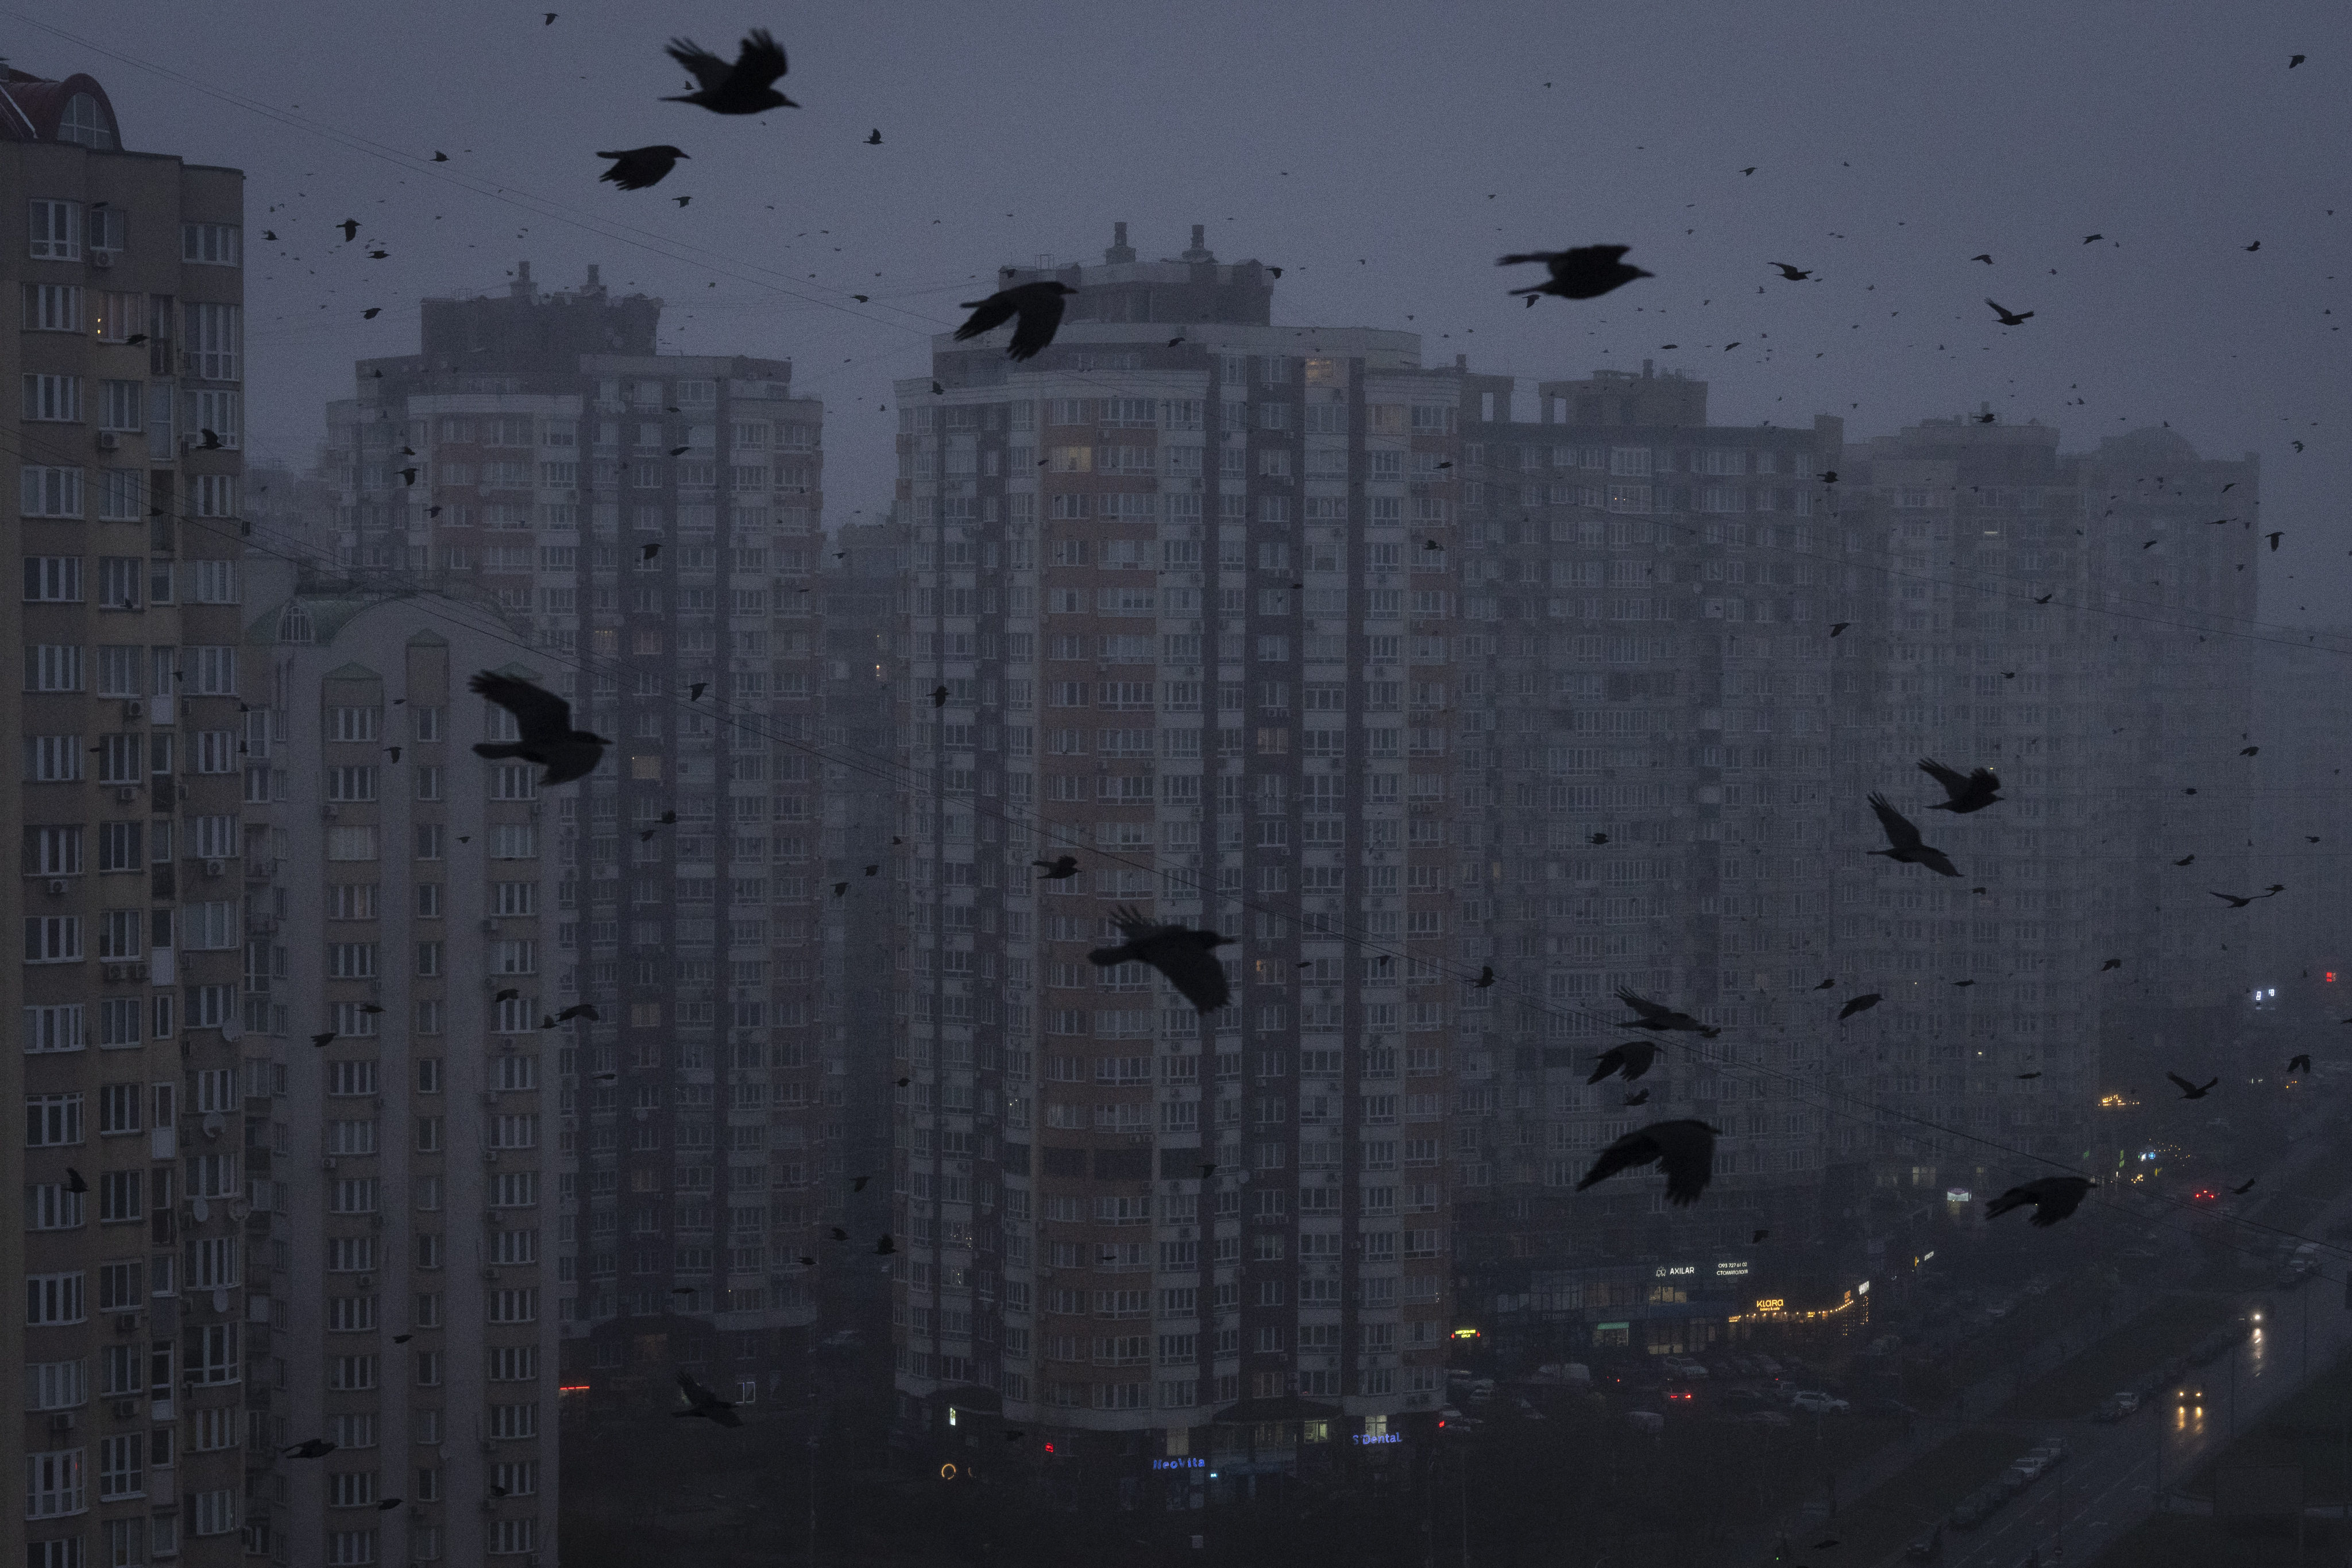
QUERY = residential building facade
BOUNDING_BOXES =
[3,64,254,1568]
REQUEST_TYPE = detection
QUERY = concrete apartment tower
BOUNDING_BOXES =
[1446,372,1849,1358]
[237,576,563,1565]
[313,271,828,1439]
[891,225,1465,1497]
[1,64,253,1568]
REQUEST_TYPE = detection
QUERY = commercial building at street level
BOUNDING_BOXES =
[315,264,833,1428]
[238,574,562,1565]
[1448,370,1851,1360]
[1,65,254,1568]
[891,225,1472,1493]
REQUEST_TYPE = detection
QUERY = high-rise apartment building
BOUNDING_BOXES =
[2,64,254,1568]
[1449,370,1848,1358]
[238,573,561,1566]
[891,225,1467,1489]
[313,265,829,1421]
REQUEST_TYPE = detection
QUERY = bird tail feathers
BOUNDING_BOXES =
[473,742,524,760]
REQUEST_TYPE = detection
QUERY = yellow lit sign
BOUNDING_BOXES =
[1755,1298,1785,1312]
[1450,1327,1481,1339]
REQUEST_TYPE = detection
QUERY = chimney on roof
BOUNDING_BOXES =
[1104,222,1136,265]
[585,264,602,292]
[1455,354,1467,369]
[511,260,535,301]
[1181,224,1214,263]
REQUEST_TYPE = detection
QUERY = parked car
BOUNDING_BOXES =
[1721,1388,1769,1410]
[1790,1391,1851,1415]
[2008,1454,2047,1485]
[2029,1437,2067,1468]
[2094,1396,2131,1423]
[1627,1410,1664,1434]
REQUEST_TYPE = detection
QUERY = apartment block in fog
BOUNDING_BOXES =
[315,262,832,1422]
[2,64,253,1568]
[891,225,1467,1486]
[1449,369,1848,1358]
[240,580,559,1565]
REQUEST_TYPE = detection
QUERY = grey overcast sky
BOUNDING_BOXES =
[22,1,2350,601]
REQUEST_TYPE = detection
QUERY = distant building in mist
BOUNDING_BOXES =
[314,263,842,1436]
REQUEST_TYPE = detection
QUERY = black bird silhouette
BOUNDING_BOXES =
[1623,1088,1651,1106]
[363,307,381,319]
[1984,298,2034,325]
[198,428,223,450]
[930,685,950,708]
[953,281,1077,361]
[494,988,519,1003]
[863,864,879,876]
[2291,53,2305,66]
[392,1334,411,1344]
[663,30,795,114]
[557,1003,600,1023]
[2267,532,2283,552]
[832,882,848,896]
[2035,593,2052,603]
[1970,253,1994,263]
[2082,234,2103,244]
[2230,1177,2258,1196]
[1615,987,1719,1037]
[469,671,611,786]
[338,219,360,241]
[283,1439,338,1458]
[829,1227,848,1241]
[1198,1164,1216,1181]
[1986,1175,2096,1228]
[1473,965,1495,988]
[311,1032,335,1049]
[2245,240,2261,252]
[2210,891,2258,908]
[851,1176,870,1192]
[1589,832,1609,845]
[1814,978,1836,990]
[597,145,689,190]
[674,1370,742,1427]
[2100,959,2122,971]
[668,444,690,455]
[875,1235,896,1256]
[1752,1229,1770,1243]
[2016,1071,2041,1080]
[1499,245,1652,302]
[64,1167,87,1194]
[1837,992,1882,1020]
[2166,1072,2218,1099]
[1829,621,1851,636]
[688,682,706,702]
[642,542,661,561]
[1032,855,1080,880]
[2242,745,2261,755]
[360,1003,385,1015]
[1868,794,1959,876]
[1575,1120,1723,1206]
[2289,1054,2313,1073]
[376,1499,404,1511]
[1768,262,1813,280]
[1974,411,1996,424]
[2174,855,2195,866]
[866,128,882,145]
[1088,906,1235,1012]
[1588,1040,1659,1084]
[1917,757,2001,813]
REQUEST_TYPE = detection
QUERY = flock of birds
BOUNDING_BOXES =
[238,24,2335,1443]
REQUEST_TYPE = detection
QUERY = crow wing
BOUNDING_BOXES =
[1869,792,1924,851]
[1574,1126,1662,1192]
[1984,1184,2034,1221]
[1914,845,1961,878]
[2165,1071,2196,1094]
[1496,251,1562,267]
[1649,1121,1718,1206]
[1142,932,1231,1013]
[1917,756,1971,801]
[664,36,732,91]
[2026,1177,2091,1227]
[725,29,788,92]
[1005,286,1068,361]
[1555,244,1629,276]
[953,292,1020,343]
[677,1370,723,1409]
[1615,986,1671,1024]
[1585,1045,1629,1086]
[470,671,575,746]
[1838,992,1882,1019]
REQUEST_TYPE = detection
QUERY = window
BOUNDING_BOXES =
[190,1486,237,1536]
[181,302,241,380]
[180,224,241,266]
[187,388,240,449]
[21,283,80,331]
[28,200,82,261]
[26,1271,86,1324]
[24,1446,84,1518]
[23,374,83,422]
[59,92,117,150]
[24,1003,84,1053]
[21,467,83,518]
